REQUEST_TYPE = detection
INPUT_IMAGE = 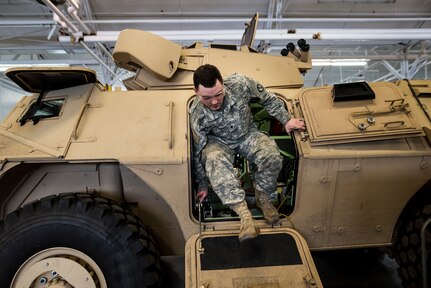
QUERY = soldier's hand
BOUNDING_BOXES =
[285,117,305,133]
[197,188,208,203]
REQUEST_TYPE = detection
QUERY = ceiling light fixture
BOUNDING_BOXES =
[312,59,369,66]
[317,0,396,3]
[58,28,431,43]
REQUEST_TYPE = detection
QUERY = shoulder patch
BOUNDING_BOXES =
[257,84,264,92]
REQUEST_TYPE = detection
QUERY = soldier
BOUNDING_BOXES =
[190,64,305,242]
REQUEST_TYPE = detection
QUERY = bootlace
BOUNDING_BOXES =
[259,193,276,208]
[231,201,253,225]
[239,207,252,224]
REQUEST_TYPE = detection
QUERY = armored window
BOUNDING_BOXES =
[19,98,65,125]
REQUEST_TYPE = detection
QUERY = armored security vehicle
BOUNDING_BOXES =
[0,14,430,288]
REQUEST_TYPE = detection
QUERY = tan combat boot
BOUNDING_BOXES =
[256,190,280,224]
[230,200,260,242]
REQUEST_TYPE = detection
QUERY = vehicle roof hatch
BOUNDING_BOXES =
[113,29,182,79]
[240,13,259,48]
[299,82,424,146]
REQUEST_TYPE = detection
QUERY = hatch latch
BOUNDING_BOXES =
[349,99,410,131]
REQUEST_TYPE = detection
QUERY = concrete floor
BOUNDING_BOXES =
[161,248,402,287]
[312,249,402,288]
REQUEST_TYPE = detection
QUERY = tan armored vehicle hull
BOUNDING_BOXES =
[0,24,430,287]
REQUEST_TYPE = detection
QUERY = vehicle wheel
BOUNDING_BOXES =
[393,199,431,288]
[0,193,162,287]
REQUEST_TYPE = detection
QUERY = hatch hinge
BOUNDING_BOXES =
[303,276,318,287]
[293,99,309,141]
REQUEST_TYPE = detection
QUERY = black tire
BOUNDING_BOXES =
[0,193,162,287]
[394,200,431,288]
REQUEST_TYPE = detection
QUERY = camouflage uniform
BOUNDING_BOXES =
[190,73,291,205]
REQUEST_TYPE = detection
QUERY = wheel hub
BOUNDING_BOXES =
[11,247,106,288]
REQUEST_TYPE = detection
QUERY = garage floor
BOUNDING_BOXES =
[161,248,402,287]
[312,249,402,288]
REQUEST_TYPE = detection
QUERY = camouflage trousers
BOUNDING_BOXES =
[202,130,282,205]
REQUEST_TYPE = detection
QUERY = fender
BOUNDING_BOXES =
[0,161,185,255]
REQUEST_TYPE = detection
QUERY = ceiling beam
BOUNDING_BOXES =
[57,28,431,42]
[1,17,431,26]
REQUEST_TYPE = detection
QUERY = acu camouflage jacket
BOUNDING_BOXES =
[189,73,291,190]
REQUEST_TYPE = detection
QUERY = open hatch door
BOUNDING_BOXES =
[298,82,424,146]
[186,228,322,287]
[6,67,98,126]
[240,13,259,49]
[6,67,97,93]
[1,67,98,157]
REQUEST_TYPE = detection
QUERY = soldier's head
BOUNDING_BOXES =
[193,64,225,111]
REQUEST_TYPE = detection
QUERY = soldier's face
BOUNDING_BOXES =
[195,80,225,111]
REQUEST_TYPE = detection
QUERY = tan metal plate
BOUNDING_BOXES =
[185,228,322,288]
[299,82,424,146]
[0,84,94,158]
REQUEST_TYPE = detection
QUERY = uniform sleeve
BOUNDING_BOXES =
[244,75,291,125]
[190,102,210,190]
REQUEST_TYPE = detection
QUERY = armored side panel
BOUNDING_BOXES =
[284,81,431,250]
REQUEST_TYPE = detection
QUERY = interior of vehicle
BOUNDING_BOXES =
[191,99,298,222]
